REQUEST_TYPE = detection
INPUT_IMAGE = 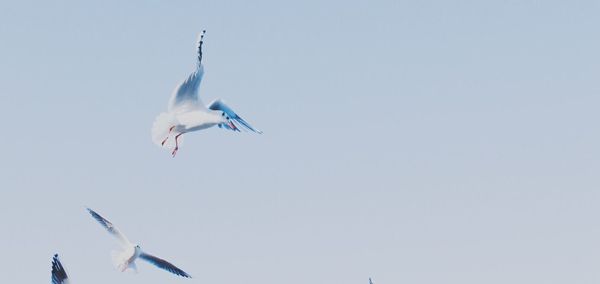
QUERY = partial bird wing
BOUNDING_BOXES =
[168,31,207,113]
[51,254,70,284]
[207,99,263,133]
[168,65,205,112]
[139,252,192,278]
[86,208,132,247]
[369,278,373,284]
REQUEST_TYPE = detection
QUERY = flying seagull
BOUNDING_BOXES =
[51,254,70,284]
[152,30,262,157]
[86,208,192,278]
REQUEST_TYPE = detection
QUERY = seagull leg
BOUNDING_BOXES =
[161,126,176,146]
[172,132,184,157]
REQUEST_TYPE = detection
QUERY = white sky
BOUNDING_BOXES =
[1,1,600,283]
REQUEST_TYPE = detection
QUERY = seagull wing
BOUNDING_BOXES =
[168,31,207,113]
[139,252,192,278]
[51,254,70,284]
[86,208,131,247]
[207,99,263,133]
[168,65,205,112]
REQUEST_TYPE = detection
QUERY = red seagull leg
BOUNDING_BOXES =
[161,126,176,146]
[172,132,184,157]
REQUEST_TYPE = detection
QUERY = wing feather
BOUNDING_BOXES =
[86,208,131,247]
[51,254,70,284]
[207,99,262,133]
[139,252,191,278]
[168,65,205,112]
[168,31,207,112]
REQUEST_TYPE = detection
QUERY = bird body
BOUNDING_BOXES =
[152,30,262,156]
[175,109,224,132]
[111,244,140,272]
[87,208,191,278]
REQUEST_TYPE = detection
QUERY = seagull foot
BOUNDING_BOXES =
[161,137,168,146]
[171,147,179,157]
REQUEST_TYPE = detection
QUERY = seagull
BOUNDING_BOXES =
[369,277,374,284]
[86,208,192,278]
[51,254,70,284]
[152,30,262,157]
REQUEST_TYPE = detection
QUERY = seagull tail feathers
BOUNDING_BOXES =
[152,112,178,147]
[111,250,129,272]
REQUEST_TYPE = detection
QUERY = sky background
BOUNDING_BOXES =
[1,0,600,283]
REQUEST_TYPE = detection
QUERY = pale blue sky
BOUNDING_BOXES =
[1,1,600,283]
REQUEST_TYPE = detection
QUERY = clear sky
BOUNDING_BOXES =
[1,1,600,283]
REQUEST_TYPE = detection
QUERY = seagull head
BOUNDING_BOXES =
[220,111,238,131]
[133,245,142,257]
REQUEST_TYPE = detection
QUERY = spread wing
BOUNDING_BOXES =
[139,252,192,278]
[51,254,70,284]
[208,99,263,133]
[86,208,131,247]
[168,65,205,112]
[168,31,207,112]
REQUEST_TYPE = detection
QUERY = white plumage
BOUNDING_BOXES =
[152,30,262,157]
[86,208,192,278]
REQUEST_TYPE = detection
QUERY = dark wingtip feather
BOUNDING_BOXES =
[51,254,68,284]
[139,252,192,279]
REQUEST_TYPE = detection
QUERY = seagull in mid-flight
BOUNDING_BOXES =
[51,254,70,284]
[86,208,192,278]
[152,30,262,156]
